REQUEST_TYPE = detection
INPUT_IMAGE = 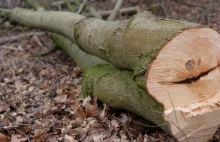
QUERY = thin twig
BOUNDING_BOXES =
[131,120,168,128]
[159,0,168,18]
[0,124,31,130]
[172,0,206,9]
[33,35,43,47]
[85,0,96,6]
[114,116,133,141]
[22,79,45,96]
[107,0,124,21]
[0,32,45,45]
[14,128,31,142]
[0,45,24,51]
[77,0,88,14]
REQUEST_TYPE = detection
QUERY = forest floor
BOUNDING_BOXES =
[0,0,220,141]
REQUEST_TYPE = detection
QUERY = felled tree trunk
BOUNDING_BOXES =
[2,7,220,142]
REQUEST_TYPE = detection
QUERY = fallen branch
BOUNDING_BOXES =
[77,0,88,14]
[172,0,206,9]
[51,0,75,7]
[84,6,140,17]
[107,0,124,21]
[0,32,45,45]
[73,0,102,19]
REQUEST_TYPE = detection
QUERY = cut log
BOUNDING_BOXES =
[2,7,220,141]
[147,28,220,142]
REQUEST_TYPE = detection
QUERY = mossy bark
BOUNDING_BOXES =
[54,35,169,132]
[80,64,169,131]
[9,8,199,75]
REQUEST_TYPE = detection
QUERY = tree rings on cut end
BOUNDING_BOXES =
[146,28,220,142]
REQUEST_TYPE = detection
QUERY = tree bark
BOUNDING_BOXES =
[9,8,198,75]
[2,7,220,142]
[53,33,169,136]
[53,34,109,71]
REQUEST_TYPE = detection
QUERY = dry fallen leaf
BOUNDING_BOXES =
[64,134,77,142]
[75,106,86,120]
[92,133,105,142]
[0,101,10,113]
[0,133,8,142]
[85,104,100,117]
[99,104,108,120]
[71,100,80,110]
[121,113,129,124]
[55,95,67,103]
[56,83,65,95]
[46,135,59,142]
[40,81,49,90]
[39,68,56,77]
[34,129,45,138]
[15,80,28,92]
[137,134,143,142]
[11,135,27,142]
[120,133,129,142]
[80,119,96,136]
[110,119,119,131]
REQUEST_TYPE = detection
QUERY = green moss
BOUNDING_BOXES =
[80,64,117,98]
[134,46,161,76]
[52,35,63,48]
[80,64,169,132]
[135,75,146,90]
[105,43,113,57]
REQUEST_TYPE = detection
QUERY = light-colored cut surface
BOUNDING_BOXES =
[146,28,220,142]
